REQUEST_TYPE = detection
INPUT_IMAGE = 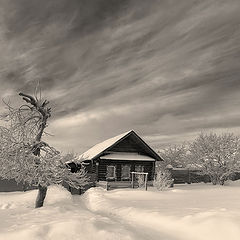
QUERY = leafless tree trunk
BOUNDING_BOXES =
[35,185,48,208]
[19,92,51,208]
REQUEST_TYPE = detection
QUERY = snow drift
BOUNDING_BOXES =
[1,183,240,240]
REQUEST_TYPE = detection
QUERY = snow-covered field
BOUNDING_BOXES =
[1,183,240,240]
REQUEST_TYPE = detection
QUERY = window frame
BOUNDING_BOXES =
[106,165,116,180]
[121,164,131,180]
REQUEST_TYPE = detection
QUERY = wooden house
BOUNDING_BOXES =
[67,130,162,190]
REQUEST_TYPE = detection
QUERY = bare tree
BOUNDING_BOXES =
[158,144,189,169]
[189,132,240,185]
[0,89,88,208]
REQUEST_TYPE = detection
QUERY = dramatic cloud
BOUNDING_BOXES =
[0,0,240,153]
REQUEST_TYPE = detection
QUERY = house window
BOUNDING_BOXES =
[121,165,131,180]
[135,165,145,181]
[106,165,116,180]
[135,165,144,172]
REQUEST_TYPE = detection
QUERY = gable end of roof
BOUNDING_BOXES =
[77,130,162,162]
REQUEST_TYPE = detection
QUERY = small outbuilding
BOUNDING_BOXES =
[68,130,163,190]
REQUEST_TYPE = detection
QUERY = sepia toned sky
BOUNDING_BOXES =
[0,0,240,153]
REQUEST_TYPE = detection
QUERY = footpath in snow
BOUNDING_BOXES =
[1,182,240,240]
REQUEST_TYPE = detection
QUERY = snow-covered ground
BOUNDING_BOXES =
[1,182,240,240]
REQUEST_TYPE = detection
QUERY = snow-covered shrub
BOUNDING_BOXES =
[137,174,145,188]
[189,132,240,185]
[153,170,173,191]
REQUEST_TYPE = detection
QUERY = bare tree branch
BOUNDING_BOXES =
[0,89,88,208]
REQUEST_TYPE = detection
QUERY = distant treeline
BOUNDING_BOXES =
[157,132,240,185]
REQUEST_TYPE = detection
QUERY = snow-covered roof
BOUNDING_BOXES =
[100,152,155,161]
[78,130,133,161]
[74,130,162,163]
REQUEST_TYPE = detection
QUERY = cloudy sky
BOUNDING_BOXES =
[0,0,240,153]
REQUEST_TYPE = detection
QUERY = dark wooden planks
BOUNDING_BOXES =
[97,159,154,181]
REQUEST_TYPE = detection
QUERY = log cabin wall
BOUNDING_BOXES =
[78,130,162,187]
[92,135,158,181]
[97,159,155,181]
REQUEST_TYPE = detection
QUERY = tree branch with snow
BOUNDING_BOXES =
[0,88,89,208]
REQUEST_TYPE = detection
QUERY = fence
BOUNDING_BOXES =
[169,168,210,184]
[0,178,37,192]
[169,168,240,184]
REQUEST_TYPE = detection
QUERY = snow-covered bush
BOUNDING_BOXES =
[189,132,240,185]
[137,174,145,188]
[153,170,173,191]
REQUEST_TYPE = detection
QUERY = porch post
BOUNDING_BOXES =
[145,173,148,191]
[96,161,99,182]
[131,172,134,188]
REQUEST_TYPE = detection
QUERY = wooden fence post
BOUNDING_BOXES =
[187,168,191,184]
[131,172,134,188]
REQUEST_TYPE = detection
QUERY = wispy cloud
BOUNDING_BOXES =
[0,0,240,152]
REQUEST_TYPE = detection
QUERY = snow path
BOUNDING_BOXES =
[0,186,144,240]
[83,184,240,240]
[80,193,165,240]
[1,183,240,240]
